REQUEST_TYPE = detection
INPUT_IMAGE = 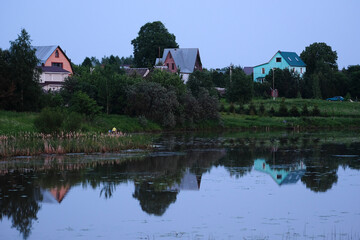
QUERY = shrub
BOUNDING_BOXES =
[126,82,179,128]
[197,88,219,120]
[34,107,64,134]
[219,103,225,112]
[301,103,309,116]
[248,102,257,115]
[289,106,300,117]
[277,99,288,116]
[258,102,265,115]
[312,105,321,116]
[236,104,245,114]
[70,91,102,120]
[63,111,83,132]
[268,107,275,116]
[229,103,235,114]
[138,115,148,128]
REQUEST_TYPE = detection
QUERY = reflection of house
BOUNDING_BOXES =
[253,50,306,82]
[39,185,71,204]
[155,48,202,82]
[34,45,73,91]
[167,169,202,191]
[254,159,306,185]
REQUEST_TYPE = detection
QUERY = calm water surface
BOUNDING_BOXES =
[1,132,360,239]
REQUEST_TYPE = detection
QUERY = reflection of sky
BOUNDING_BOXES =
[1,166,360,239]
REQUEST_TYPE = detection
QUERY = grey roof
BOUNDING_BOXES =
[243,67,253,75]
[40,66,70,73]
[33,45,57,65]
[124,68,150,78]
[159,48,200,74]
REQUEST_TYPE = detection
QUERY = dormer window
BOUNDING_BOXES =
[55,50,59,58]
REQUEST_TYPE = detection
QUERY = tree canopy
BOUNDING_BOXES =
[0,29,42,111]
[131,21,179,68]
[300,42,338,75]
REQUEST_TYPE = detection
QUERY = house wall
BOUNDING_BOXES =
[44,47,73,74]
[163,52,177,73]
[253,52,306,82]
[253,52,289,82]
[39,72,69,83]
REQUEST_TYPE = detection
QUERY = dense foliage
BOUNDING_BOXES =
[131,21,179,67]
[0,29,42,111]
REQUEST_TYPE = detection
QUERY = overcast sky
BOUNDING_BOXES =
[1,0,359,69]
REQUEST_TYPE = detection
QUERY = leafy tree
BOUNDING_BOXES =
[149,69,186,95]
[69,91,102,119]
[126,81,179,127]
[131,21,179,67]
[300,42,338,75]
[187,70,216,98]
[0,49,15,109]
[265,68,303,98]
[1,29,42,111]
[226,67,253,104]
[81,57,93,68]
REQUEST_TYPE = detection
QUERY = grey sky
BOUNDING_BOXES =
[1,0,359,69]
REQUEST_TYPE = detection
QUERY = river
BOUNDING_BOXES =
[1,131,360,239]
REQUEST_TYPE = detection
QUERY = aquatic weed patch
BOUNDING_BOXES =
[0,132,152,157]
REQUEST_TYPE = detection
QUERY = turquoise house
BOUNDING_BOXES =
[254,159,306,185]
[253,51,306,82]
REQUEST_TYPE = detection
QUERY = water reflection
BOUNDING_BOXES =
[254,159,306,185]
[1,133,360,239]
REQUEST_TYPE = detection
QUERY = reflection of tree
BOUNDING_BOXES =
[0,171,41,239]
[132,182,178,216]
[217,147,260,178]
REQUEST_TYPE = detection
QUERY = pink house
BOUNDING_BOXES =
[155,48,203,82]
[34,45,73,91]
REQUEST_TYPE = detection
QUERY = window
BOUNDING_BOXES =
[295,57,299,61]
[300,68,303,73]
[169,54,172,59]
[172,63,175,70]
[262,68,265,74]
[55,50,59,58]
[288,57,292,61]
[276,57,281,62]
[52,62,63,68]
[292,68,295,72]
[166,63,169,69]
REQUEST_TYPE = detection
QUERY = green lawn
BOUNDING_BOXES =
[1,98,360,135]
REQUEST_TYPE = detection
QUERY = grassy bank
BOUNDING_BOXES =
[1,99,360,136]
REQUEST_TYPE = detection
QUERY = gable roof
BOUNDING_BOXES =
[160,48,200,73]
[124,68,150,78]
[279,51,306,67]
[254,50,306,68]
[33,45,58,65]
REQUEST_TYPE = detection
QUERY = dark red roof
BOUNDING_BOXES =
[40,66,70,73]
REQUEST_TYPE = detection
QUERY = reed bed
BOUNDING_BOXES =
[0,131,152,157]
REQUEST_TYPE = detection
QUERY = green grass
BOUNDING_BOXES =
[221,98,360,118]
[0,111,161,135]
